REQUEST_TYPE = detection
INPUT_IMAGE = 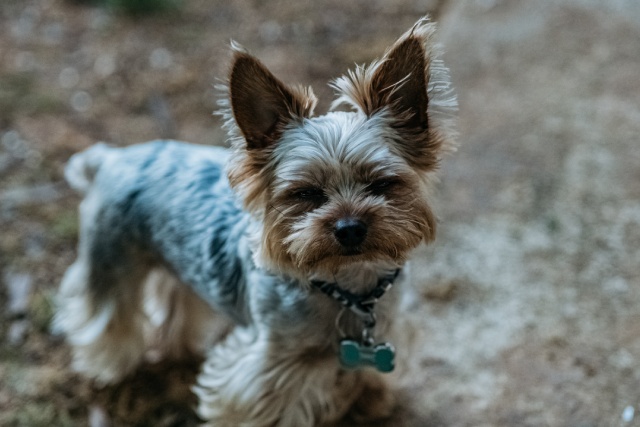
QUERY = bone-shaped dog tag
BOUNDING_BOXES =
[339,339,395,373]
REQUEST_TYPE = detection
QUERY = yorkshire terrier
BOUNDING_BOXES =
[54,17,456,426]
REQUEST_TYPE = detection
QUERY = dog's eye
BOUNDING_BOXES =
[366,179,399,196]
[291,187,328,205]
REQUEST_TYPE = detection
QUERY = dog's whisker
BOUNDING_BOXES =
[268,204,287,217]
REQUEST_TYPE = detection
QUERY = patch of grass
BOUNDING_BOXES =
[51,210,79,241]
[71,0,181,16]
[0,402,74,427]
[22,93,64,116]
[29,290,56,333]
[0,73,65,120]
[110,0,181,15]
[0,232,21,260]
[0,73,33,118]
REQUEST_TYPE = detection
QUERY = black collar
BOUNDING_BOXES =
[310,269,401,327]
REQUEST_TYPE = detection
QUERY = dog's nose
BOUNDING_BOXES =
[334,218,368,248]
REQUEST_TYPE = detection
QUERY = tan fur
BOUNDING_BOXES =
[143,268,232,361]
[261,161,436,279]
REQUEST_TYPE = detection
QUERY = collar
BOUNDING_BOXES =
[310,269,401,328]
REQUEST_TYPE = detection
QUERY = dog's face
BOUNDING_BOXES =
[222,20,456,279]
[261,112,435,276]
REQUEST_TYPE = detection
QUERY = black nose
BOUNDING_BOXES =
[334,218,368,248]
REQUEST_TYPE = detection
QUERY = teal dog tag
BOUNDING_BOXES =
[339,339,395,373]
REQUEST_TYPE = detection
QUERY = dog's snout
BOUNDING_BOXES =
[334,218,367,247]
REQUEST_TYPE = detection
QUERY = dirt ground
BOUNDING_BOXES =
[1,0,640,426]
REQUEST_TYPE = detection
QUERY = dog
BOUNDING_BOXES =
[53,17,457,426]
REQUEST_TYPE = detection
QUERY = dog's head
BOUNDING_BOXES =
[220,18,457,279]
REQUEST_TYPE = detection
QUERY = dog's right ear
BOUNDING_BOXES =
[229,47,317,150]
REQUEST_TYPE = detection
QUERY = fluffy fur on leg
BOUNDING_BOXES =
[54,258,148,384]
[195,328,362,427]
[53,184,150,384]
[143,267,232,362]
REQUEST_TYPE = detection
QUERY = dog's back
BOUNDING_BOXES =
[56,141,252,382]
[76,141,251,314]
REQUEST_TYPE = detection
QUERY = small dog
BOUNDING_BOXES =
[54,17,456,426]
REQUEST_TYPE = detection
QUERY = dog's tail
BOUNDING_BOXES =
[65,143,112,195]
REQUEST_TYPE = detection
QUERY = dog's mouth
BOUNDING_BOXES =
[341,248,363,257]
[305,248,366,266]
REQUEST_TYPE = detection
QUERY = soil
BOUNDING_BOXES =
[1,0,639,426]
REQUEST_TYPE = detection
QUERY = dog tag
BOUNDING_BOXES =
[339,339,395,373]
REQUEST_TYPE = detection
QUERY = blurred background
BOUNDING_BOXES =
[1,0,639,426]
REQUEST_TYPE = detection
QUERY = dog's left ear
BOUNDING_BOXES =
[229,48,317,150]
[368,34,429,131]
[332,19,452,171]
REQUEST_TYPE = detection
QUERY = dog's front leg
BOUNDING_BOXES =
[194,326,363,427]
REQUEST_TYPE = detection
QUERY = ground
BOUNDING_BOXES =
[1,0,640,426]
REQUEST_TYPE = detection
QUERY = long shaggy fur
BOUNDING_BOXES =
[55,16,456,427]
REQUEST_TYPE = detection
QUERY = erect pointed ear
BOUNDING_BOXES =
[330,19,459,171]
[369,36,429,130]
[331,22,432,130]
[229,48,317,150]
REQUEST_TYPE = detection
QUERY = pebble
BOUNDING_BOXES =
[4,272,33,316]
[8,320,29,346]
[59,67,80,89]
[14,51,37,72]
[71,90,93,112]
[259,21,283,43]
[149,47,173,69]
[94,53,116,77]
[89,405,111,427]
